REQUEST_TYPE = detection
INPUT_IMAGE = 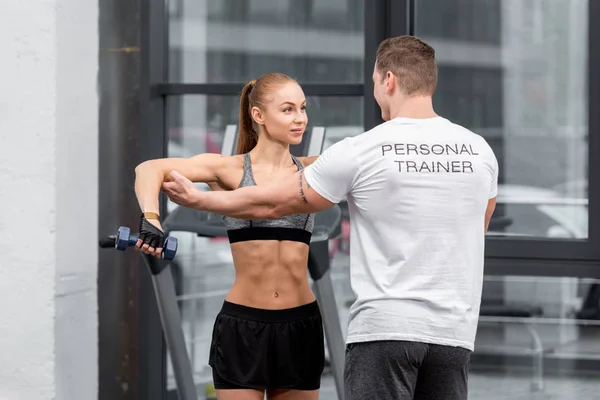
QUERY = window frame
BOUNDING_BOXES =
[137,0,600,398]
[483,0,600,268]
[402,0,600,270]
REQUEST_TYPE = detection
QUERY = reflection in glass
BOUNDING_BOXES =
[416,0,589,239]
[474,275,600,398]
[168,0,364,83]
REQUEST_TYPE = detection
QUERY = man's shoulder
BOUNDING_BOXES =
[364,119,400,135]
[438,119,496,154]
[340,121,390,146]
[440,118,488,140]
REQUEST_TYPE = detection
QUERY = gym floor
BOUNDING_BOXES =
[317,372,600,400]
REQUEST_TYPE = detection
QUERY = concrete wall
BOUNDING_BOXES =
[0,0,99,399]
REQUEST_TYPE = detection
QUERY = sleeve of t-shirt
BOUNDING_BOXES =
[489,150,499,199]
[303,138,360,204]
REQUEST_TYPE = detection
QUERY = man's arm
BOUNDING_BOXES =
[485,149,499,234]
[164,137,359,219]
[484,197,497,233]
[187,169,334,220]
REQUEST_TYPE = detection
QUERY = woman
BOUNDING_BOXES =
[133,72,324,400]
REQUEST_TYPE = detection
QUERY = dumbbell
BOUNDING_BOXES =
[113,226,178,261]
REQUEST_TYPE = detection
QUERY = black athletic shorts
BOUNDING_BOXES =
[208,300,325,391]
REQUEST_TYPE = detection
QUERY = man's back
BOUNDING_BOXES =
[313,116,498,351]
[295,36,498,399]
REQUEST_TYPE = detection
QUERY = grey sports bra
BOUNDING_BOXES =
[222,153,315,245]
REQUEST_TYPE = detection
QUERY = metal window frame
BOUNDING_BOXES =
[139,0,169,398]
[482,0,600,271]
[138,0,600,398]
[154,83,364,96]
[401,0,600,273]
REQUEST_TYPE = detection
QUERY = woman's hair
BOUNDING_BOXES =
[237,72,297,154]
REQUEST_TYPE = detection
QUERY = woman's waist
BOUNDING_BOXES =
[230,268,311,290]
[226,282,315,310]
[219,298,320,320]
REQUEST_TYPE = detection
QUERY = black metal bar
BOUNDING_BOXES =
[153,83,364,97]
[364,0,389,130]
[160,92,169,219]
[162,0,170,87]
[486,239,597,262]
[146,260,199,400]
[389,0,410,38]
[588,0,600,258]
[407,0,415,35]
[364,0,411,131]
[485,258,600,278]
[139,0,168,398]
[98,0,146,398]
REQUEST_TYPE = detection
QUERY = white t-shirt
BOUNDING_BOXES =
[304,116,498,351]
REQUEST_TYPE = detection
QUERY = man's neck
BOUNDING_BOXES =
[388,95,438,120]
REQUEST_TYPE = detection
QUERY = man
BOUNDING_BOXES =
[164,36,498,400]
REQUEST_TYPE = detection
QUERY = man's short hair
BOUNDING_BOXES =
[376,36,438,96]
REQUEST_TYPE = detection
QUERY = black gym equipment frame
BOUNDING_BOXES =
[100,0,600,399]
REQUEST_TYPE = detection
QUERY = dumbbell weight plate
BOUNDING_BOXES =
[116,226,131,250]
[163,237,178,261]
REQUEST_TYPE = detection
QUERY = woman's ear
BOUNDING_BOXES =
[251,106,265,125]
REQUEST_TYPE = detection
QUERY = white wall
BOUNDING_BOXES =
[0,0,99,399]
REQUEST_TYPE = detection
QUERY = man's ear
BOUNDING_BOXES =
[385,71,397,95]
[251,106,265,125]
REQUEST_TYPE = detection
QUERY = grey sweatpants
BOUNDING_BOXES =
[344,340,471,400]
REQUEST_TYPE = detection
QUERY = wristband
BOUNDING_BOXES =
[142,212,160,221]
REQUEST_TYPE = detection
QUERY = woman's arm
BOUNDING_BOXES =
[134,153,226,217]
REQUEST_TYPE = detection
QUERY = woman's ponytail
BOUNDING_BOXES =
[237,79,258,154]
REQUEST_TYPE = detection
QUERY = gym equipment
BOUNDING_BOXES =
[99,226,178,261]
[99,230,195,399]
[99,124,346,400]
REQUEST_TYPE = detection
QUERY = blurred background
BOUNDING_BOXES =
[3,0,600,399]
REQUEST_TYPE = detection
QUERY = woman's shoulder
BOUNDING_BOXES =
[221,154,245,169]
[296,155,319,168]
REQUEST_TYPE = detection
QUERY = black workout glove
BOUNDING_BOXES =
[139,216,164,249]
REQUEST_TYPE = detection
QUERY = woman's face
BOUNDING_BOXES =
[253,82,308,146]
